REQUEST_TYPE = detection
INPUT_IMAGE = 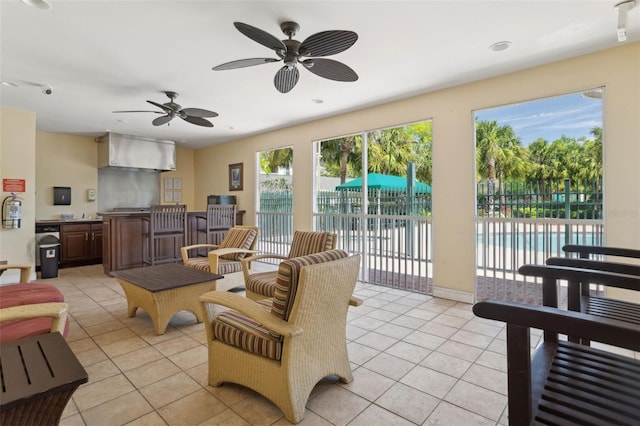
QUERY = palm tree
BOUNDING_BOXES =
[320,135,361,183]
[583,126,603,182]
[407,122,433,184]
[263,147,293,174]
[527,138,554,180]
[367,128,414,176]
[476,120,523,214]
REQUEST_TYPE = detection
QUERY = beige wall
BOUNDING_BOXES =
[1,43,638,300]
[35,132,99,220]
[161,146,196,209]
[193,42,640,303]
[1,126,197,283]
[0,108,36,282]
[35,135,197,215]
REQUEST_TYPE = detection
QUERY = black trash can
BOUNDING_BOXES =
[39,235,60,279]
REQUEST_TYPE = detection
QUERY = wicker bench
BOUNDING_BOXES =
[473,299,640,425]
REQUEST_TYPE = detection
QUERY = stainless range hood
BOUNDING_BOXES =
[96,132,176,172]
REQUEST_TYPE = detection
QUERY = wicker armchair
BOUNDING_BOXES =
[0,263,31,283]
[0,303,69,339]
[241,230,337,300]
[199,250,362,424]
[181,226,259,292]
[0,264,70,343]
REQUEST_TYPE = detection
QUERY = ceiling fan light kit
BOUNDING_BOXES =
[213,21,359,93]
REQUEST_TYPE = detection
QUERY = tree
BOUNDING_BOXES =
[319,121,433,185]
[476,120,523,213]
[407,122,433,183]
[527,138,554,180]
[581,127,603,183]
[367,128,415,176]
[261,147,293,174]
[320,135,361,183]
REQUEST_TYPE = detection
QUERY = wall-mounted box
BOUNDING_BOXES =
[54,187,71,205]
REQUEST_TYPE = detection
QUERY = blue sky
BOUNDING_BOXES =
[474,91,603,147]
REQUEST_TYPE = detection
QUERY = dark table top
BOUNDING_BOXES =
[0,332,88,410]
[112,263,223,292]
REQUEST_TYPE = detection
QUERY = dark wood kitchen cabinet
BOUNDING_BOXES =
[60,223,103,266]
[102,215,144,274]
[101,210,245,274]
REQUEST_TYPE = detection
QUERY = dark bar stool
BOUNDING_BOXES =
[206,204,236,245]
[143,204,187,266]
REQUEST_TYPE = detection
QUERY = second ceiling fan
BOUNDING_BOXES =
[213,21,359,93]
[113,91,218,127]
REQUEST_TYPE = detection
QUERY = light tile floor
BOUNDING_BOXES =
[28,263,605,425]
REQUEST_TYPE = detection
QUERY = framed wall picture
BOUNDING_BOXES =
[229,163,243,191]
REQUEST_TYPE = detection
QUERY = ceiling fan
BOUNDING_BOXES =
[113,91,218,127]
[213,21,359,93]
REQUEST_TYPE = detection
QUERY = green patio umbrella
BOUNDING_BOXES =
[335,173,431,193]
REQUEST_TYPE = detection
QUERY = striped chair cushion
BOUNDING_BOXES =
[219,228,258,261]
[271,250,349,327]
[184,258,242,274]
[184,258,210,272]
[287,231,336,258]
[217,260,243,275]
[245,271,278,298]
[213,298,283,360]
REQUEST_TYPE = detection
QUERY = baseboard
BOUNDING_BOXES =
[432,286,475,304]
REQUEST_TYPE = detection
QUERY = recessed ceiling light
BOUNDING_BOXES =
[20,0,52,10]
[489,41,512,52]
[312,99,324,104]
[1,81,19,87]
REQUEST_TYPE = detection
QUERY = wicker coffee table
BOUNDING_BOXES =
[113,264,223,334]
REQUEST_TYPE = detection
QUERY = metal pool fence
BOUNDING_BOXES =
[256,180,604,303]
[476,217,604,304]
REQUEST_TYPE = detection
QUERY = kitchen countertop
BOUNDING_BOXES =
[36,219,104,224]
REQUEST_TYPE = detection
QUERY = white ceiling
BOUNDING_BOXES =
[1,0,637,149]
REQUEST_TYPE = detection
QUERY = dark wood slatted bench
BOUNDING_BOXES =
[544,246,640,346]
[562,244,640,260]
[473,299,640,425]
[545,258,640,321]
[518,264,640,345]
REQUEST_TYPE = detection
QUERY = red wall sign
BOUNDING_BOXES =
[3,179,26,193]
